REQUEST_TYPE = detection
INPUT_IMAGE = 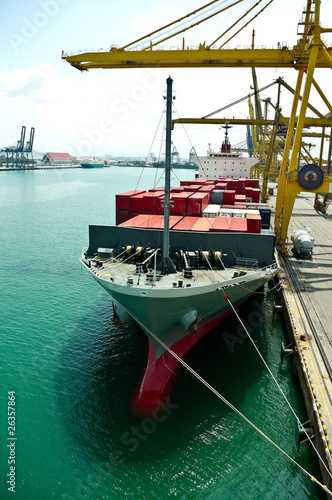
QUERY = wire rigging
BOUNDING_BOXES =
[223,292,332,480]
[127,0,243,51]
[120,0,224,50]
[203,80,277,118]
[207,0,263,48]
[127,308,332,497]
[218,0,275,49]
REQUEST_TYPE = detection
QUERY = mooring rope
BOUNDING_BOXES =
[127,310,332,496]
[221,291,332,482]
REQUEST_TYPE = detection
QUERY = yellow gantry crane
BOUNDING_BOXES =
[63,0,332,254]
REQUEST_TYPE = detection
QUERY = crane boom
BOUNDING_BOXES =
[62,0,332,255]
[63,45,332,71]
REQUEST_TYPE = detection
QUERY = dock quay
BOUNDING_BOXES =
[0,164,82,171]
[269,186,332,492]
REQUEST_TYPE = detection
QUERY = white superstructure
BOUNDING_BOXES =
[192,127,258,179]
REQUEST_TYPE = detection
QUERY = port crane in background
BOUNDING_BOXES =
[63,0,332,254]
[1,126,35,168]
[1,126,26,168]
[24,127,35,167]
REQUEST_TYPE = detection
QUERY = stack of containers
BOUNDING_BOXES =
[187,192,210,215]
[246,210,262,233]
[211,190,224,205]
[115,176,265,233]
[170,192,192,215]
[115,190,146,224]
[143,191,165,213]
[223,190,236,205]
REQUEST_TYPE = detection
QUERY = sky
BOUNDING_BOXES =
[1,0,332,160]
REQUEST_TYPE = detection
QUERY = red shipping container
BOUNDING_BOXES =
[229,217,247,232]
[141,215,164,227]
[119,214,150,227]
[252,179,259,188]
[245,179,253,187]
[234,203,247,209]
[191,217,214,232]
[223,190,236,205]
[143,191,164,212]
[210,216,231,232]
[196,188,212,204]
[116,210,131,225]
[183,185,200,192]
[180,180,194,186]
[252,188,260,202]
[187,192,210,215]
[116,190,146,210]
[190,179,207,185]
[237,178,246,189]
[246,213,262,234]
[129,193,145,212]
[235,194,246,203]
[228,179,239,190]
[156,197,165,214]
[215,182,228,190]
[151,215,183,230]
[172,216,200,231]
[170,192,192,215]
[221,204,234,209]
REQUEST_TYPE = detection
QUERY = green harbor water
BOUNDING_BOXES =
[0,167,325,499]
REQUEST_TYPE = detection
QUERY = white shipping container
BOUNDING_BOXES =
[202,204,221,218]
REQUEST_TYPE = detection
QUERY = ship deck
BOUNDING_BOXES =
[87,257,269,290]
[268,184,332,489]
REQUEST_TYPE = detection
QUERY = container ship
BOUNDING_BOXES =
[80,78,278,417]
[80,159,105,168]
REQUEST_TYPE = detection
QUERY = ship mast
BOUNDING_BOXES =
[221,123,232,152]
[162,76,176,275]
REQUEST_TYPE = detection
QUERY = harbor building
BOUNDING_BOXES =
[41,152,74,166]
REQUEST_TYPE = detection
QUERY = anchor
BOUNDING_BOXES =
[189,313,202,336]
[112,302,123,327]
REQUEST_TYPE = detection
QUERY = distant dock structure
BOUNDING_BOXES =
[1,126,35,168]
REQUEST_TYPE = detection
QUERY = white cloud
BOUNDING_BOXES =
[0,63,57,106]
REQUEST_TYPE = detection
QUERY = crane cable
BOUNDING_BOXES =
[207,0,263,48]
[120,0,226,49]
[203,80,277,118]
[125,307,332,497]
[124,0,243,51]
[218,0,274,49]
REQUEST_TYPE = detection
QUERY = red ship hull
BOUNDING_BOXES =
[130,303,245,418]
